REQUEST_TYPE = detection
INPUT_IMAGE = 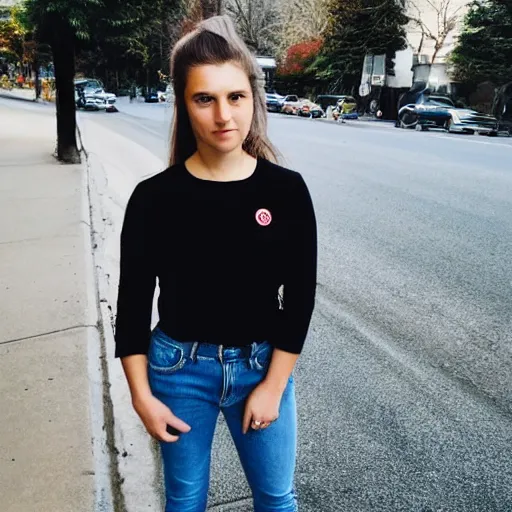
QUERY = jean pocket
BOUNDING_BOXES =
[148,332,186,374]
[252,342,273,371]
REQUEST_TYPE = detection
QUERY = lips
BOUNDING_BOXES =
[214,129,234,134]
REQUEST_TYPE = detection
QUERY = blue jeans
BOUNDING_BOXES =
[147,327,298,512]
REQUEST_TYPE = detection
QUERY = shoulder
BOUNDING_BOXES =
[128,164,185,202]
[258,159,307,190]
[259,159,315,213]
[136,164,184,193]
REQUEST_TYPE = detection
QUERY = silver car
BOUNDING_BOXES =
[74,78,117,111]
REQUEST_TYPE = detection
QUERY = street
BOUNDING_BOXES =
[79,99,512,511]
[77,100,512,512]
[5,94,506,510]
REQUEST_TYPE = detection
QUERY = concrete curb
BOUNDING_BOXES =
[77,127,117,512]
[77,116,165,512]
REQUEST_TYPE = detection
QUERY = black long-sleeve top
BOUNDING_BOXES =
[114,158,317,358]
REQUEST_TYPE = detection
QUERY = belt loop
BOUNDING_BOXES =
[218,344,224,364]
[190,342,199,363]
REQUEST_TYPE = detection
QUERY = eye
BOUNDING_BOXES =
[196,95,212,105]
[230,93,244,102]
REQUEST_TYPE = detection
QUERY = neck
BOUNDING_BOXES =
[188,144,256,181]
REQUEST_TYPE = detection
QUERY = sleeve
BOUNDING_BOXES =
[114,182,157,358]
[274,173,318,354]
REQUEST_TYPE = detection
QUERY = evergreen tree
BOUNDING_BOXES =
[452,0,512,87]
[314,0,408,93]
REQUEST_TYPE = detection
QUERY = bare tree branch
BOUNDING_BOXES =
[407,0,464,62]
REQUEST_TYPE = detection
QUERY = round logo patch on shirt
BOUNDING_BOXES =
[255,208,272,226]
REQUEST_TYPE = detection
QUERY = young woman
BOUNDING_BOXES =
[114,15,317,512]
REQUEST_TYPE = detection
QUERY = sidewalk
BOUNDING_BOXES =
[0,100,112,511]
[0,87,37,102]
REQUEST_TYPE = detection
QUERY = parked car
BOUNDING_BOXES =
[297,100,324,118]
[397,82,498,134]
[144,89,159,103]
[265,92,284,112]
[74,78,117,112]
[281,95,302,115]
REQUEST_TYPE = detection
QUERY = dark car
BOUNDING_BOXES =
[144,89,159,103]
[265,92,285,112]
[397,81,498,134]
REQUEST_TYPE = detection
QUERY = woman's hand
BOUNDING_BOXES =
[133,393,191,442]
[242,380,284,434]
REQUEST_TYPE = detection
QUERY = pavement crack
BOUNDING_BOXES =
[0,232,79,246]
[0,324,97,345]
[207,496,252,511]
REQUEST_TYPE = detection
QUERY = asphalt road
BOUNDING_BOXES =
[81,99,512,511]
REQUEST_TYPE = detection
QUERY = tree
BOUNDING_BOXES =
[315,0,409,93]
[279,39,323,76]
[408,0,465,63]
[274,38,323,96]
[225,0,280,54]
[452,0,512,87]
[277,0,330,57]
[23,0,181,163]
[0,6,26,67]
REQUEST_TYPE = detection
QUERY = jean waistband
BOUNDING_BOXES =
[152,327,270,364]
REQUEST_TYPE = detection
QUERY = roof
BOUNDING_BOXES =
[256,56,276,69]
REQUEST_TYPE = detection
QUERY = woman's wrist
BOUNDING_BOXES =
[262,375,289,395]
[132,388,153,405]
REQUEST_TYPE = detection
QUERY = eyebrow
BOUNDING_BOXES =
[191,90,250,99]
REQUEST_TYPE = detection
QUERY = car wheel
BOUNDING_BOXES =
[399,111,418,129]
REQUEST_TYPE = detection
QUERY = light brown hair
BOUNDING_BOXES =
[168,15,279,166]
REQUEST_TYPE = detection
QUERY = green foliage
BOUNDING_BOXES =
[313,0,408,93]
[22,0,185,90]
[0,7,26,62]
[452,0,512,87]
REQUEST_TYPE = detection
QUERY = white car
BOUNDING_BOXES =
[74,78,117,111]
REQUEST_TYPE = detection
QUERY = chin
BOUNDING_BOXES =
[209,139,243,154]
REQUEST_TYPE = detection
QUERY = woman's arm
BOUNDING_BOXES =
[243,172,317,433]
[265,348,299,393]
[242,349,299,434]
[121,354,152,403]
[115,182,190,441]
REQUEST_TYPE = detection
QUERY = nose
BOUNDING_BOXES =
[215,98,232,125]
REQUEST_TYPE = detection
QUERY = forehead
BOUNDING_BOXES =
[185,62,251,94]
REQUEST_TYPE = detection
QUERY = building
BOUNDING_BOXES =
[256,56,277,90]
[360,0,471,117]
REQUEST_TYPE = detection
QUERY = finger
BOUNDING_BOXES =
[251,419,262,430]
[149,426,179,443]
[158,430,180,443]
[167,414,191,434]
[242,408,252,434]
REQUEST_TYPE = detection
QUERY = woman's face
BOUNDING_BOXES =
[184,61,254,156]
